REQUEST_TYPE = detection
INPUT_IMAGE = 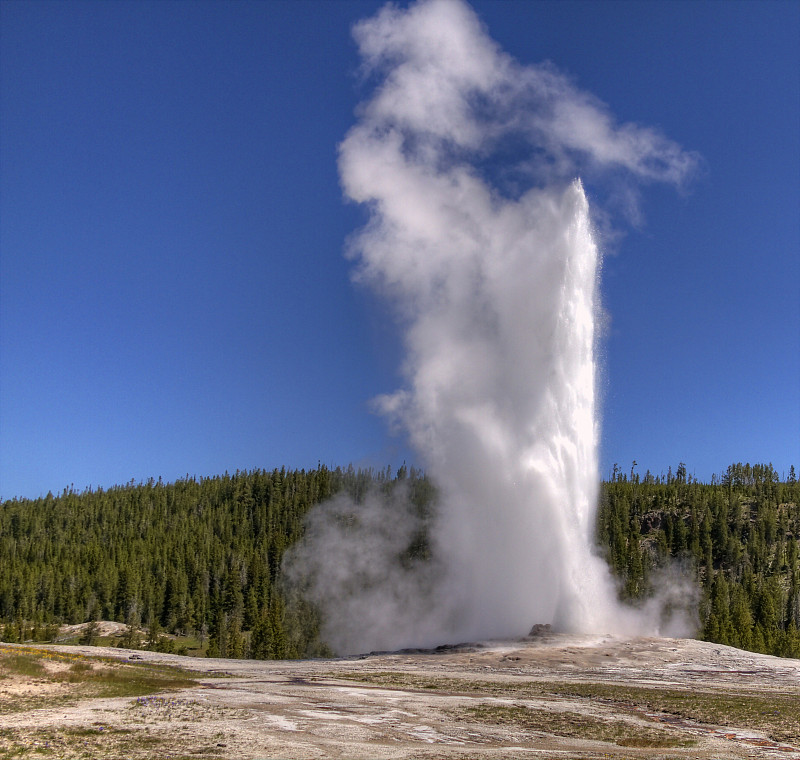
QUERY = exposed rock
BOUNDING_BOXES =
[527,622,552,637]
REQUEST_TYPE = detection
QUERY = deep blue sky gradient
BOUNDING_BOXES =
[2,0,798,499]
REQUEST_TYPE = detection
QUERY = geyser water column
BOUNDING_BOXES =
[284,0,697,653]
[343,160,618,639]
[421,178,615,639]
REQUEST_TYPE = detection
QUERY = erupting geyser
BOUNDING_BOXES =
[284,0,698,654]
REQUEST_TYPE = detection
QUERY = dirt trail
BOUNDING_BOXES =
[2,634,799,759]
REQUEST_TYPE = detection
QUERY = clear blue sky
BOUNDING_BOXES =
[1,0,798,500]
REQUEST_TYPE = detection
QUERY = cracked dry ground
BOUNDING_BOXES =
[1,634,799,759]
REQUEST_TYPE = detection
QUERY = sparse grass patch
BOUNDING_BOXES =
[0,717,228,759]
[0,725,225,759]
[336,671,800,744]
[457,703,689,748]
[546,681,800,743]
[64,661,198,699]
[0,645,199,714]
[1,653,47,679]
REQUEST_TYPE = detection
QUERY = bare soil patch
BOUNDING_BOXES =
[1,634,798,759]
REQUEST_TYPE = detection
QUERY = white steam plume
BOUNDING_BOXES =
[283,0,698,654]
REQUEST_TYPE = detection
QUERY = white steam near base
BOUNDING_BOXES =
[283,0,699,654]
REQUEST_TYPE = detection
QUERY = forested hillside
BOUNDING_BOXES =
[0,465,431,658]
[597,462,800,657]
[1,462,798,658]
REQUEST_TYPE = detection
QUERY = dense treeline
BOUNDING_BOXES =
[597,462,800,657]
[0,465,431,659]
[1,461,798,658]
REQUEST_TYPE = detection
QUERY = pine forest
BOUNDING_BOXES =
[1,462,798,659]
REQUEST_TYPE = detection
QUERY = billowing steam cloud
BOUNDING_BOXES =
[283,0,698,654]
